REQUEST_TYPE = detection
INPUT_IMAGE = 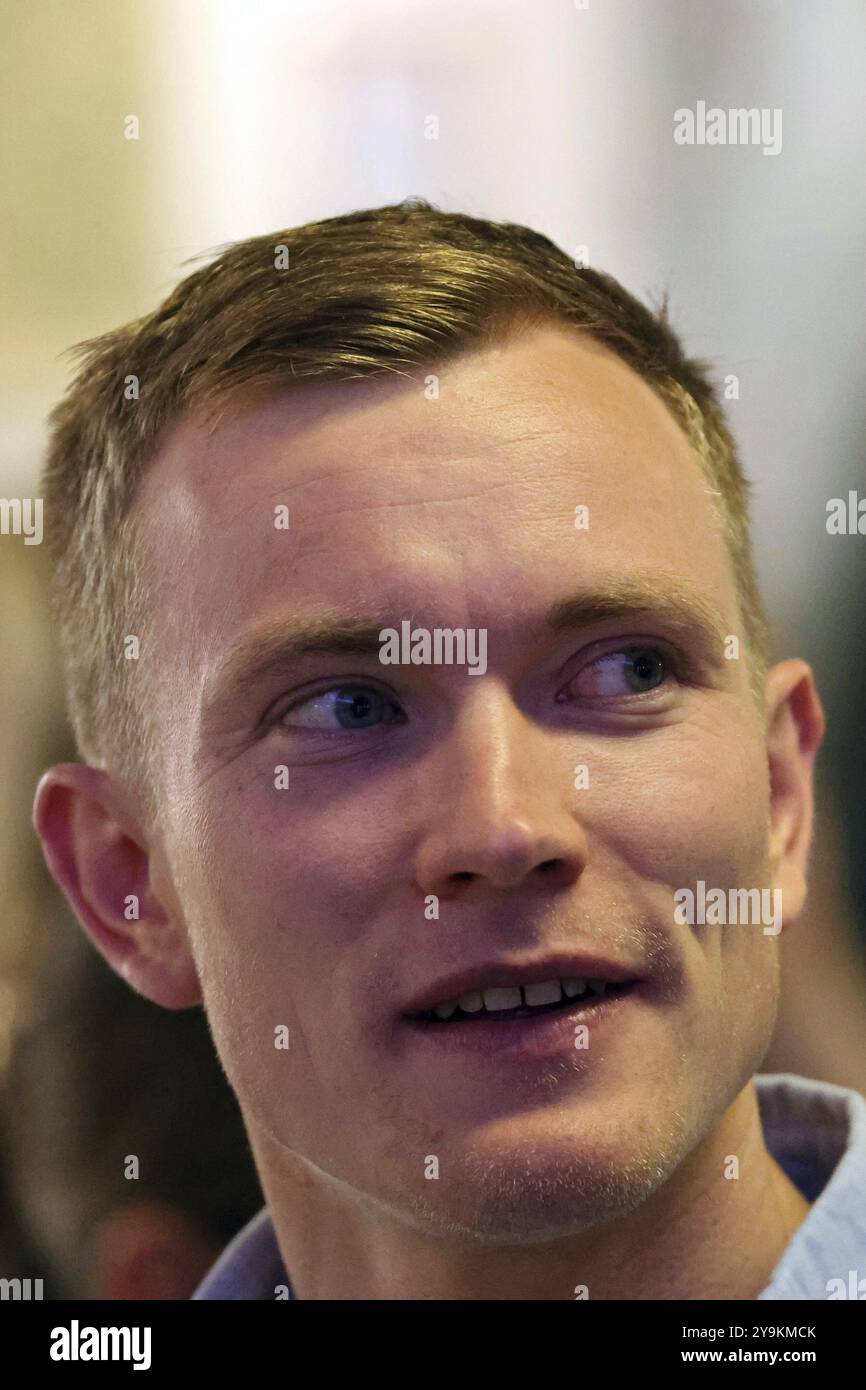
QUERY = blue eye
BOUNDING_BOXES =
[568,646,671,700]
[279,684,406,732]
[622,649,667,691]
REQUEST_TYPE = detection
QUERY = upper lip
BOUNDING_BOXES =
[401,953,644,1017]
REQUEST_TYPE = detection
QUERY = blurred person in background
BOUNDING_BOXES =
[4,921,264,1299]
[0,541,262,1298]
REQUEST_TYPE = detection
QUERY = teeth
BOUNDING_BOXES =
[562,977,587,997]
[482,986,523,1011]
[429,976,610,1017]
[433,999,459,1020]
[523,979,563,1007]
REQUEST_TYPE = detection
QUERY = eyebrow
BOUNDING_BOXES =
[204,575,731,713]
[545,579,729,649]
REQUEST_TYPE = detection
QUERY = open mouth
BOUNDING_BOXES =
[407,978,636,1025]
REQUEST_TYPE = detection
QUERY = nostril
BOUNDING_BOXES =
[533,858,580,889]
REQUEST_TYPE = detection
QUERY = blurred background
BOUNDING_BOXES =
[1,0,864,1297]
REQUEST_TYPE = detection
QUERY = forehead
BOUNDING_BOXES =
[135,325,736,665]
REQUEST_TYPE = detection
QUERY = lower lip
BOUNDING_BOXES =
[399,983,641,1059]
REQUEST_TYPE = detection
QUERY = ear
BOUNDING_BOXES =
[765,659,825,927]
[33,763,202,1008]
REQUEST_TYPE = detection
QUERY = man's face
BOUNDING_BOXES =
[137,325,779,1242]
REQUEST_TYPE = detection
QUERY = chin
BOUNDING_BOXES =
[391,1131,678,1248]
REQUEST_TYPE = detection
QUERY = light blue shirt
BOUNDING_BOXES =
[192,1073,866,1300]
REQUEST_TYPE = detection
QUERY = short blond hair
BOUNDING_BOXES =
[42,199,770,812]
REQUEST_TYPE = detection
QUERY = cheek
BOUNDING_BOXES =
[677,926,780,1108]
[586,717,779,1043]
[174,776,407,1053]
[586,715,771,892]
[168,782,414,1169]
[196,761,401,905]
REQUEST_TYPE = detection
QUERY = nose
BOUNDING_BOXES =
[412,684,588,901]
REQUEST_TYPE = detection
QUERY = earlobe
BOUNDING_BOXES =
[32,763,202,1009]
[764,660,826,926]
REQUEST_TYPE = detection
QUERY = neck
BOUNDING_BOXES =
[249,1082,810,1300]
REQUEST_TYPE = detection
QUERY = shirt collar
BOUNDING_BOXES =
[193,1072,865,1300]
[755,1073,866,1299]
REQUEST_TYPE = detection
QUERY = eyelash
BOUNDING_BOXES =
[268,641,687,736]
[559,641,687,705]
